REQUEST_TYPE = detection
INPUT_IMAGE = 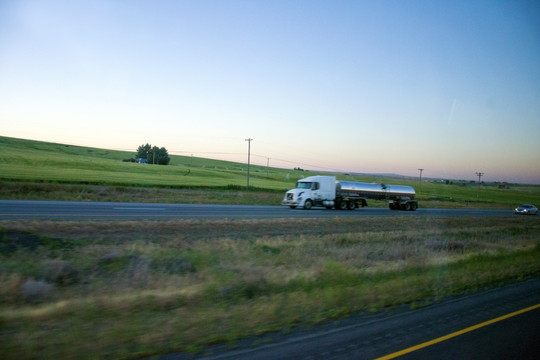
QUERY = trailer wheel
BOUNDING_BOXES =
[339,201,348,210]
[411,202,417,211]
[348,202,356,210]
[304,199,313,210]
[404,202,412,211]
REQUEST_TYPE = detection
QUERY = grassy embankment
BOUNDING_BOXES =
[1,136,540,208]
[0,136,290,205]
[1,216,539,359]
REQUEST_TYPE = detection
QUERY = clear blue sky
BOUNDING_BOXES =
[1,0,539,183]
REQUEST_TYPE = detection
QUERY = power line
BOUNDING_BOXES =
[169,149,350,174]
[251,154,348,173]
[169,150,245,156]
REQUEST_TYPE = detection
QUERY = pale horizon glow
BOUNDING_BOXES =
[1,1,539,184]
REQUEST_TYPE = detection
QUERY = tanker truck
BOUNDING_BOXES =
[281,175,418,211]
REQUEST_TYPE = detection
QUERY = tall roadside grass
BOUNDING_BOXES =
[0,181,284,205]
[1,216,539,359]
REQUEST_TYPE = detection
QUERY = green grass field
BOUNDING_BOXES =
[0,136,294,190]
[1,136,539,208]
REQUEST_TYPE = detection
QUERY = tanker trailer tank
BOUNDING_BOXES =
[336,181,417,211]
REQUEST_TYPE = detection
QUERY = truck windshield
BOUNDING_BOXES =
[296,182,312,189]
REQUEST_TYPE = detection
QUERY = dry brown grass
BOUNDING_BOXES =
[0,181,284,205]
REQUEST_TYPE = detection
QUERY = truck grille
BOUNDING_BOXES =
[286,193,293,200]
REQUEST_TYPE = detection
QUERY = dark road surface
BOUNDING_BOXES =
[165,279,540,360]
[0,200,515,220]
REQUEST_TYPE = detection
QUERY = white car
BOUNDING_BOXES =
[514,204,538,215]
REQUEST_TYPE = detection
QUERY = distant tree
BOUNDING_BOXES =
[148,146,158,164]
[136,143,152,160]
[136,143,170,165]
[157,147,170,165]
[149,146,171,165]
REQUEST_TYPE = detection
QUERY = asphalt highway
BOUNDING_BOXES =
[166,279,540,360]
[0,200,515,220]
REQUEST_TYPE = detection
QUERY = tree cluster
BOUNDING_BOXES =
[136,143,170,165]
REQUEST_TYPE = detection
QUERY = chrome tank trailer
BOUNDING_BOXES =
[337,181,415,201]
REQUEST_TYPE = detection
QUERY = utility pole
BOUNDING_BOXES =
[245,138,253,188]
[418,168,424,192]
[475,172,484,200]
[475,172,484,184]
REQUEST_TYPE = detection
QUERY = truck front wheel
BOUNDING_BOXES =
[304,199,313,210]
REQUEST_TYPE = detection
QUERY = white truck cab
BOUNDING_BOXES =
[281,176,336,210]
